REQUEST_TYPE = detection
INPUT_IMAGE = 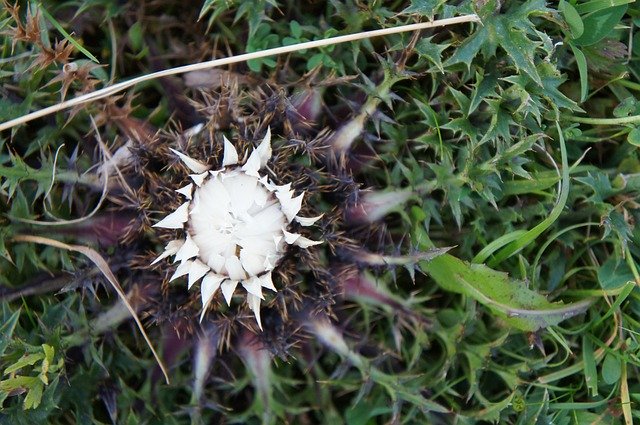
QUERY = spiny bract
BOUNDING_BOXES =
[152,127,322,329]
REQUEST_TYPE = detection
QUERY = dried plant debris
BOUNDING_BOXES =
[1,0,640,424]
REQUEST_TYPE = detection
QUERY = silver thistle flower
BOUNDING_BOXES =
[152,127,322,329]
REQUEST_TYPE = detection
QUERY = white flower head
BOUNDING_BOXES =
[153,127,322,329]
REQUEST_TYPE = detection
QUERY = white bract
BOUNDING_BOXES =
[152,128,322,329]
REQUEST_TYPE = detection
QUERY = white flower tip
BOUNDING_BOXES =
[247,294,263,330]
[151,239,184,265]
[176,183,193,200]
[153,202,189,229]
[241,151,261,177]
[260,272,276,292]
[242,277,264,300]
[256,126,272,168]
[242,127,272,176]
[170,260,192,282]
[184,123,204,138]
[283,230,322,248]
[170,148,210,174]
[200,273,224,321]
[221,280,238,306]
[277,190,304,223]
[295,236,323,248]
[189,172,208,187]
[295,214,323,226]
[174,234,199,263]
[222,136,239,166]
[188,259,210,289]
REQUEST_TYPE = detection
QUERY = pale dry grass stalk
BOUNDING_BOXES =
[0,15,480,132]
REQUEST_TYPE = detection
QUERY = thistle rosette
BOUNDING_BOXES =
[152,128,322,329]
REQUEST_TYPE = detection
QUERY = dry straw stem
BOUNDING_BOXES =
[0,14,480,132]
[11,234,171,384]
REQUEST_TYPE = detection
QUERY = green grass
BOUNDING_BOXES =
[1,0,640,423]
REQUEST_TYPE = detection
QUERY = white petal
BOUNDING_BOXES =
[188,259,210,289]
[200,272,224,321]
[275,182,292,193]
[252,185,269,208]
[247,293,263,330]
[224,256,246,281]
[259,175,276,191]
[283,229,300,244]
[260,272,276,291]
[222,173,258,215]
[174,234,199,263]
[224,255,247,280]
[204,252,226,273]
[151,239,184,265]
[183,123,204,138]
[176,183,193,200]
[277,191,304,222]
[242,127,272,175]
[241,149,261,177]
[222,136,238,166]
[239,204,286,236]
[153,202,189,229]
[256,127,273,168]
[283,229,322,248]
[240,248,265,276]
[294,235,323,248]
[256,127,272,168]
[201,273,224,307]
[170,260,192,281]
[264,255,276,271]
[170,148,210,173]
[190,172,208,187]
[242,276,264,299]
[295,214,323,226]
[221,280,238,306]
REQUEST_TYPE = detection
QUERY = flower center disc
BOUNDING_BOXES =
[189,168,287,280]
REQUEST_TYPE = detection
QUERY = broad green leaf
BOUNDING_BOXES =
[128,22,144,51]
[4,353,45,374]
[613,96,637,117]
[559,0,584,39]
[597,257,634,289]
[23,381,44,409]
[574,5,628,46]
[601,354,621,385]
[627,127,640,146]
[289,20,302,39]
[0,376,40,391]
[569,43,589,103]
[419,254,593,331]
[575,0,633,15]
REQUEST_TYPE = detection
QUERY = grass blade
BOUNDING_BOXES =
[38,3,100,64]
[489,122,570,266]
